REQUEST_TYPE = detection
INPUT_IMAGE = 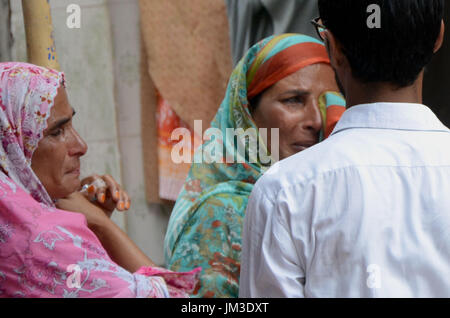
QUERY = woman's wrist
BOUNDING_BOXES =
[89,214,157,271]
[83,204,113,234]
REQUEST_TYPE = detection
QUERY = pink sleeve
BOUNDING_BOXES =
[136,266,202,298]
[0,179,177,298]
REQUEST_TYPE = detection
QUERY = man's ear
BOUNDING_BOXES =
[434,20,445,53]
[324,30,347,69]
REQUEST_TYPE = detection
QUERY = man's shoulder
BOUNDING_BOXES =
[256,125,450,200]
[255,134,354,200]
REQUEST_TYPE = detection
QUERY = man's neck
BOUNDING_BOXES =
[345,73,424,108]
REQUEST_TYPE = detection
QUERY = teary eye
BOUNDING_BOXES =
[283,96,304,105]
[50,128,63,137]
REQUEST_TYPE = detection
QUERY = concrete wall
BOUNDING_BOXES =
[0,0,11,62]
[9,0,170,265]
[107,0,171,266]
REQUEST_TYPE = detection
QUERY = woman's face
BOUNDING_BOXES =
[251,63,339,160]
[31,86,88,200]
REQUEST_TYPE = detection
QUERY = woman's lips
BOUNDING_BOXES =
[67,168,80,176]
[291,141,316,152]
[291,144,307,152]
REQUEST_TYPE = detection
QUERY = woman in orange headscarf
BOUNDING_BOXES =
[164,34,346,298]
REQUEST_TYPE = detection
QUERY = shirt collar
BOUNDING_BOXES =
[331,102,450,136]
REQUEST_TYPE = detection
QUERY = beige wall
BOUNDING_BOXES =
[107,0,171,266]
[0,0,11,62]
[10,0,170,266]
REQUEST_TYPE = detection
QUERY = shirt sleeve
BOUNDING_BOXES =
[239,182,306,298]
[0,181,183,298]
[135,266,201,298]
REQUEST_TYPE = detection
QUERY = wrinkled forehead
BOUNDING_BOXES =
[45,86,74,128]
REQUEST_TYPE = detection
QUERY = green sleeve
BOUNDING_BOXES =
[167,194,247,298]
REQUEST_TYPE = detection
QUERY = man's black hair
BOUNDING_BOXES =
[318,0,445,87]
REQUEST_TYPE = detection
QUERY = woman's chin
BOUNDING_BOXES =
[71,179,82,192]
[60,177,82,196]
[280,146,307,160]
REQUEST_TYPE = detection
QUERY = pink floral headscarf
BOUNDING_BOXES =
[0,62,62,206]
[0,62,200,298]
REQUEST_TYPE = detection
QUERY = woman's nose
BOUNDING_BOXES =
[303,101,323,134]
[68,127,88,157]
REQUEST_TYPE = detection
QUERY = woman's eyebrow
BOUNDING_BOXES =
[279,89,310,98]
[48,109,76,131]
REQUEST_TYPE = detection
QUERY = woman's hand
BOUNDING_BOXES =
[55,192,109,230]
[80,174,131,218]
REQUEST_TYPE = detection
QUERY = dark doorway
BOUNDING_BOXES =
[423,4,450,127]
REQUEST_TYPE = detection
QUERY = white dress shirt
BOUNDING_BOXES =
[240,103,450,298]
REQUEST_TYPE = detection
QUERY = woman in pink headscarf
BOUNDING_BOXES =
[0,62,199,298]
